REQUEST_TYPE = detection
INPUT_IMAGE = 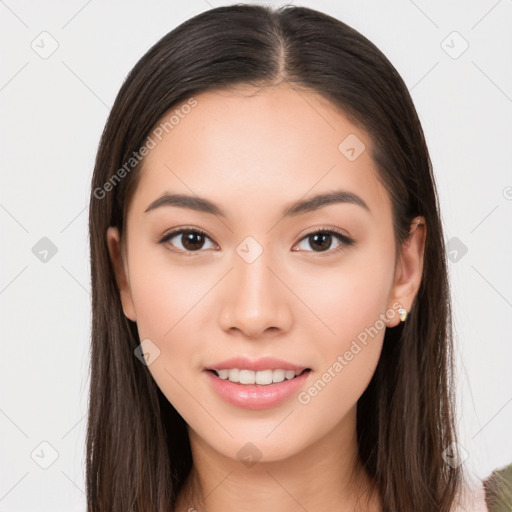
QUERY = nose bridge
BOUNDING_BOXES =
[237,245,274,302]
[234,237,279,310]
[219,235,292,336]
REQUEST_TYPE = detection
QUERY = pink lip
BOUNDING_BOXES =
[204,368,312,410]
[204,356,310,372]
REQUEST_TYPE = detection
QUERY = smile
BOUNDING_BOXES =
[204,368,312,410]
[209,368,310,385]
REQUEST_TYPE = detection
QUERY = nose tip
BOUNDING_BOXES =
[218,256,293,338]
[229,323,281,339]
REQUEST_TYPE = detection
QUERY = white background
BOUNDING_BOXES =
[1,0,511,510]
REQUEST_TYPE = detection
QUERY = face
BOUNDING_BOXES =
[107,83,425,464]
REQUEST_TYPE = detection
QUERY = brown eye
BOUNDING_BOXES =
[308,232,333,251]
[159,229,216,253]
[294,229,354,254]
[180,232,206,251]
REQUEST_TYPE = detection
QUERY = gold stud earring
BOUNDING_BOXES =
[398,307,408,322]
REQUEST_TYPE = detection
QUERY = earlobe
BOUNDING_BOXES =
[106,226,137,322]
[386,217,426,327]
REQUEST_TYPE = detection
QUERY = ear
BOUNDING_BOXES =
[386,217,426,327]
[106,226,137,322]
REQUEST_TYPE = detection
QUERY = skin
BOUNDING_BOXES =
[106,83,426,512]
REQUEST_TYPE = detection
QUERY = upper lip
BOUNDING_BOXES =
[205,356,310,372]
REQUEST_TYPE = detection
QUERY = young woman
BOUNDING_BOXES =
[87,4,488,511]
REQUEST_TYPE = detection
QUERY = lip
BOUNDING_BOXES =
[204,368,312,410]
[204,356,310,372]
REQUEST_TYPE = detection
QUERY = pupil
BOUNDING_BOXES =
[310,233,331,251]
[183,232,204,251]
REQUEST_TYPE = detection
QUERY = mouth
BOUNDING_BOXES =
[206,368,312,386]
[204,366,312,410]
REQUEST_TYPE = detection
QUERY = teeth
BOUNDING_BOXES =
[227,368,239,382]
[214,368,305,385]
[217,369,230,380]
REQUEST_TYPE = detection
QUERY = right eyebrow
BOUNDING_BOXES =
[144,193,224,216]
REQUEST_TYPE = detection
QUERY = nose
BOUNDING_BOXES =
[218,247,293,339]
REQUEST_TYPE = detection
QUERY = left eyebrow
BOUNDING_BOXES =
[282,190,370,216]
[144,189,371,217]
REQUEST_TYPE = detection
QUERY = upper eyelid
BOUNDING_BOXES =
[159,227,354,250]
[160,227,212,243]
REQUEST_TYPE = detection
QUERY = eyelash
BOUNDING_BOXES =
[157,226,355,257]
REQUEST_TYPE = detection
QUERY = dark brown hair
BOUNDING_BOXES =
[87,4,464,511]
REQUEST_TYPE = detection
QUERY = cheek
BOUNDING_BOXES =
[297,246,394,407]
[126,241,225,367]
[126,250,210,418]
[128,242,211,341]
[305,246,394,346]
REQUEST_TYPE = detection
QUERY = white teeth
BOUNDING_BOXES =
[239,369,255,384]
[227,368,239,382]
[214,368,306,385]
[217,369,230,380]
[272,369,285,383]
[255,369,272,385]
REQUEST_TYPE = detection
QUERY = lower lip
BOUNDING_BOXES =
[204,370,311,410]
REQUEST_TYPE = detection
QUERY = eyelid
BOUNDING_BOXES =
[292,226,355,255]
[298,225,353,243]
[157,226,217,256]
[157,225,355,255]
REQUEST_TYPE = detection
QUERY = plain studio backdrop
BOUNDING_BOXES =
[1,1,511,510]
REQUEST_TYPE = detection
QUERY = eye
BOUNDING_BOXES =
[292,228,355,254]
[158,227,355,256]
[158,228,217,254]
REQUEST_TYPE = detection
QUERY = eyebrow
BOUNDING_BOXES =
[144,190,370,217]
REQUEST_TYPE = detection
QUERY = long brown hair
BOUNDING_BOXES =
[87,4,463,511]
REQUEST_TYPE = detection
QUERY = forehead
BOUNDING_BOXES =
[128,83,392,222]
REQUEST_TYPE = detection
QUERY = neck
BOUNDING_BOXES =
[174,407,381,512]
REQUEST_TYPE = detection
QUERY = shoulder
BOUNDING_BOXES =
[481,463,512,511]
[451,477,489,512]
